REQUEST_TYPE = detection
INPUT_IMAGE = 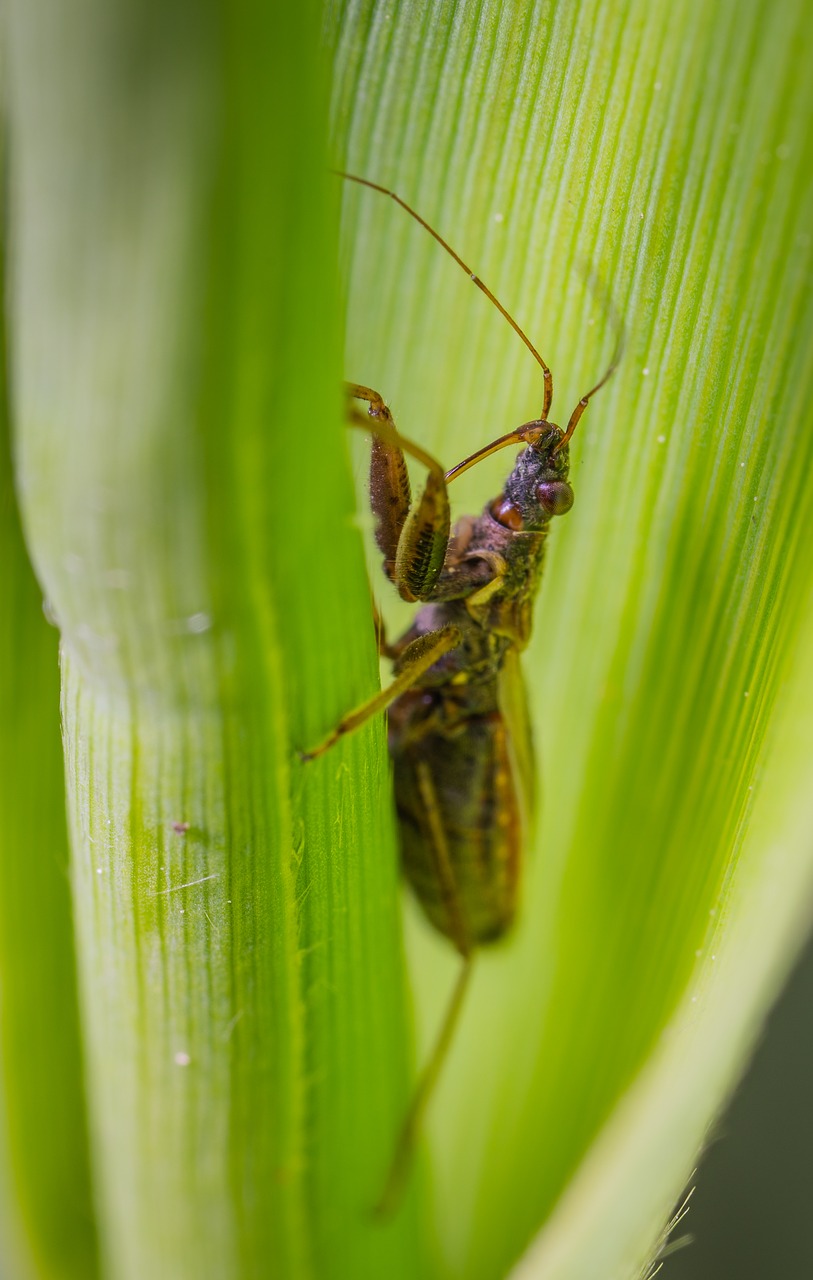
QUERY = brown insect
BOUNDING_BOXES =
[303,172,622,1212]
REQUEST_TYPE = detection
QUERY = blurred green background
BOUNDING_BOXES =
[664,923,813,1277]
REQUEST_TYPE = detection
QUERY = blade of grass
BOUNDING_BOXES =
[512,577,813,1276]
[327,0,813,1275]
[7,0,421,1276]
[0,152,99,1280]
[201,8,424,1272]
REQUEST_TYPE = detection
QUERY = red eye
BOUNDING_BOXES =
[536,480,574,516]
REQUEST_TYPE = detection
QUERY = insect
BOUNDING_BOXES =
[303,171,622,1213]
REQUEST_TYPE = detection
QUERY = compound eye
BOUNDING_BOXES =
[536,480,574,516]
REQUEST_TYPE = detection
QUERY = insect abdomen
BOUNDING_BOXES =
[392,712,521,952]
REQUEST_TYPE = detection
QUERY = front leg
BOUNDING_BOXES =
[372,596,405,660]
[347,384,451,603]
[300,624,461,761]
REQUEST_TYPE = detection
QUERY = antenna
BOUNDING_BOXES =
[553,273,625,452]
[335,170,554,419]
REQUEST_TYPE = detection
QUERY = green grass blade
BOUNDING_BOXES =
[7,1,420,1275]
[513,587,813,1275]
[328,1,813,1275]
[0,168,99,1280]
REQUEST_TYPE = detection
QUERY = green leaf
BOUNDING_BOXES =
[0,159,98,1280]
[327,0,813,1276]
[7,0,420,1276]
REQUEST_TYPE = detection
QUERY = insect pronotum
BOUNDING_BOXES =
[303,171,623,1214]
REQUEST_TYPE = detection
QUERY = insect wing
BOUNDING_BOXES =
[497,648,537,846]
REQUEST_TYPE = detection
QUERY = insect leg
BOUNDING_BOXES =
[346,389,409,584]
[375,956,474,1218]
[413,760,471,957]
[346,384,451,602]
[374,764,474,1215]
[371,596,402,660]
[347,384,444,476]
[299,625,461,761]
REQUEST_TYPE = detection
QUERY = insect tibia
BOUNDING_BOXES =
[374,954,475,1219]
[370,434,411,566]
